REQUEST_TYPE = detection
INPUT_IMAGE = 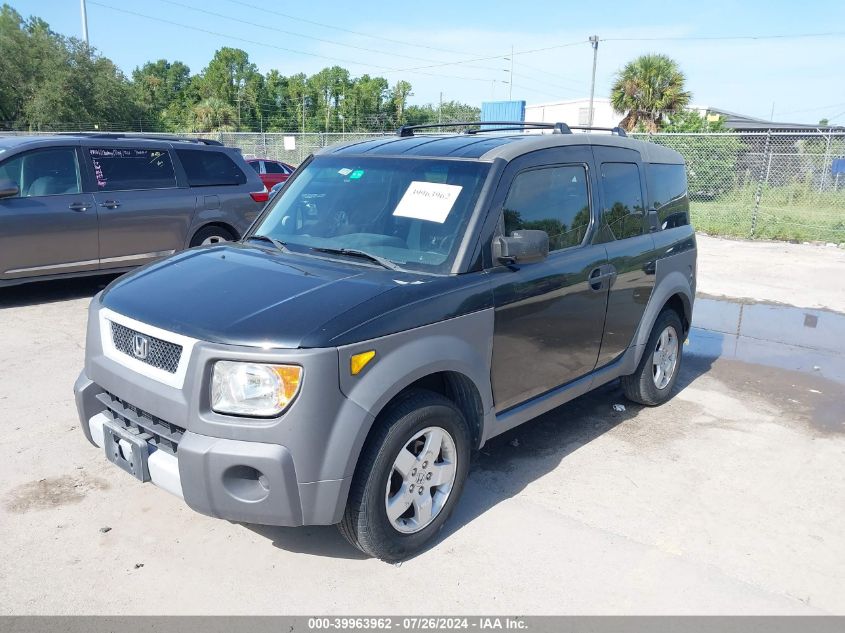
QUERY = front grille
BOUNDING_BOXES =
[97,391,185,455]
[110,321,182,374]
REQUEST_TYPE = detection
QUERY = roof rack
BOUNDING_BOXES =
[396,121,628,137]
[59,132,224,146]
[397,121,572,137]
[568,125,628,137]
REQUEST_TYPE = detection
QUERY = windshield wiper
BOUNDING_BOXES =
[247,234,291,253]
[310,246,401,271]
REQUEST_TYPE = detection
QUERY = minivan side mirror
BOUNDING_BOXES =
[493,229,549,265]
[0,179,19,199]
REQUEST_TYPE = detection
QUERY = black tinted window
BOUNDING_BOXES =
[89,148,176,191]
[600,162,644,240]
[647,163,689,229]
[503,165,591,251]
[248,161,261,173]
[0,147,81,197]
[176,149,247,187]
[264,161,285,174]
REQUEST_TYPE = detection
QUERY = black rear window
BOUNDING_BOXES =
[647,163,689,229]
[89,148,176,191]
[176,149,247,187]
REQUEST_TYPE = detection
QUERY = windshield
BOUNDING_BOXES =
[251,155,491,273]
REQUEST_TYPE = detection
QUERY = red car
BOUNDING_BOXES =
[246,158,295,190]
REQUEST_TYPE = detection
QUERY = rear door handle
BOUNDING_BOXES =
[100,200,120,209]
[68,202,90,212]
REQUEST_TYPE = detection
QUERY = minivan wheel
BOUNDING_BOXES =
[621,309,684,406]
[338,389,471,562]
[190,225,235,247]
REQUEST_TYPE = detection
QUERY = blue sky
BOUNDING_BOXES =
[9,0,845,124]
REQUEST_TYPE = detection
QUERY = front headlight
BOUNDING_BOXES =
[211,361,302,417]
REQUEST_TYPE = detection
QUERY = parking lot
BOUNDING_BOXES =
[0,235,843,615]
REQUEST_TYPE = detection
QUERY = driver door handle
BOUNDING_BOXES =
[588,264,616,291]
[68,202,90,212]
[100,200,120,209]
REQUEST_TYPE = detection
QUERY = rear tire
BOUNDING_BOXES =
[621,309,684,406]
[190,225,235,247]
[338,389,471,562]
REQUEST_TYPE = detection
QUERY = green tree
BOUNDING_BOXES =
[188,97,237,132]
[662,110,728,132]
[389,80,413,124]
[610,54,691,132]
[131,59,191,130]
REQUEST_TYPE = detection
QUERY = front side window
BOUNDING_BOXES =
[176,149,247,187]
[600,162,645,240]
[252,156,491,273]
[0,147,81,197]
[647,163,689,229]
[503,165,591,252]
[89,147,176,191]
[248,161,261,173]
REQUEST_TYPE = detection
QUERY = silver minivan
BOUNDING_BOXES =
[0,134,267,287]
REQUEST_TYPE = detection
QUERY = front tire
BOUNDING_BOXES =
[339,389,471,562]
[621,309,684,406]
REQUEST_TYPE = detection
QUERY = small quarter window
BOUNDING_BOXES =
[176,149,247,187]
[647,163,689,229]
[600,162,644,240]
[503,165,591,251]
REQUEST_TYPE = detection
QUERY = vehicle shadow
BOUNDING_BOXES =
[243,523,370,560]
[245,344,714,561]
[0,274,120,309]
[436,347,715,554]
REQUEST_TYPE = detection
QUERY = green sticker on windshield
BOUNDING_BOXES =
[349,169,364,180]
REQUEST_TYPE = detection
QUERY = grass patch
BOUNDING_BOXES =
[691,184,845,242]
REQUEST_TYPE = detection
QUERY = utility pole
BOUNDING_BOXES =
[508,45,514,100]
[438,92,443,125]
[80,0,89,47]
[588,35,599,127]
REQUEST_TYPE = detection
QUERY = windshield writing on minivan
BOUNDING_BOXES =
[251,156,490,273]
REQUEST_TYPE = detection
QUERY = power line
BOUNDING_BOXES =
[391,40,587,73]
[604,31,845,42]
[221,0,474,57]
[87,1,495,84]
[153,0,500,71]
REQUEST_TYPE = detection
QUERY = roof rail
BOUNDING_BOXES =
[567,125,628,137]
[59,132,224,146]
[396,121,573,137]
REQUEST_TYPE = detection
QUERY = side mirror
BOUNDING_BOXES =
[0,179,19,199]
[493,229,549,265]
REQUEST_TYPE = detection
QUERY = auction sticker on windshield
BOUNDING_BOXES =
[393,181,463,223]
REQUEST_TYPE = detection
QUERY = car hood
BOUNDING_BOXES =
[99,243,402,348]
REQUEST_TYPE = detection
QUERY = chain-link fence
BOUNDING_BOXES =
[631,131,845,243]
[3,129,844,243]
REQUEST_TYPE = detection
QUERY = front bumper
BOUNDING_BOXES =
[75,351,369,527]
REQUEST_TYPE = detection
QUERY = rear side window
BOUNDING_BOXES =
[264,161,286,174]
[599,162,644,240]
[176,149,247,187]
[647,163,689,229]
[503,165,591,251]
[89,148,176,191]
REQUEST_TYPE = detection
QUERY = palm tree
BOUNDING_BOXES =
[610,54,691,132]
